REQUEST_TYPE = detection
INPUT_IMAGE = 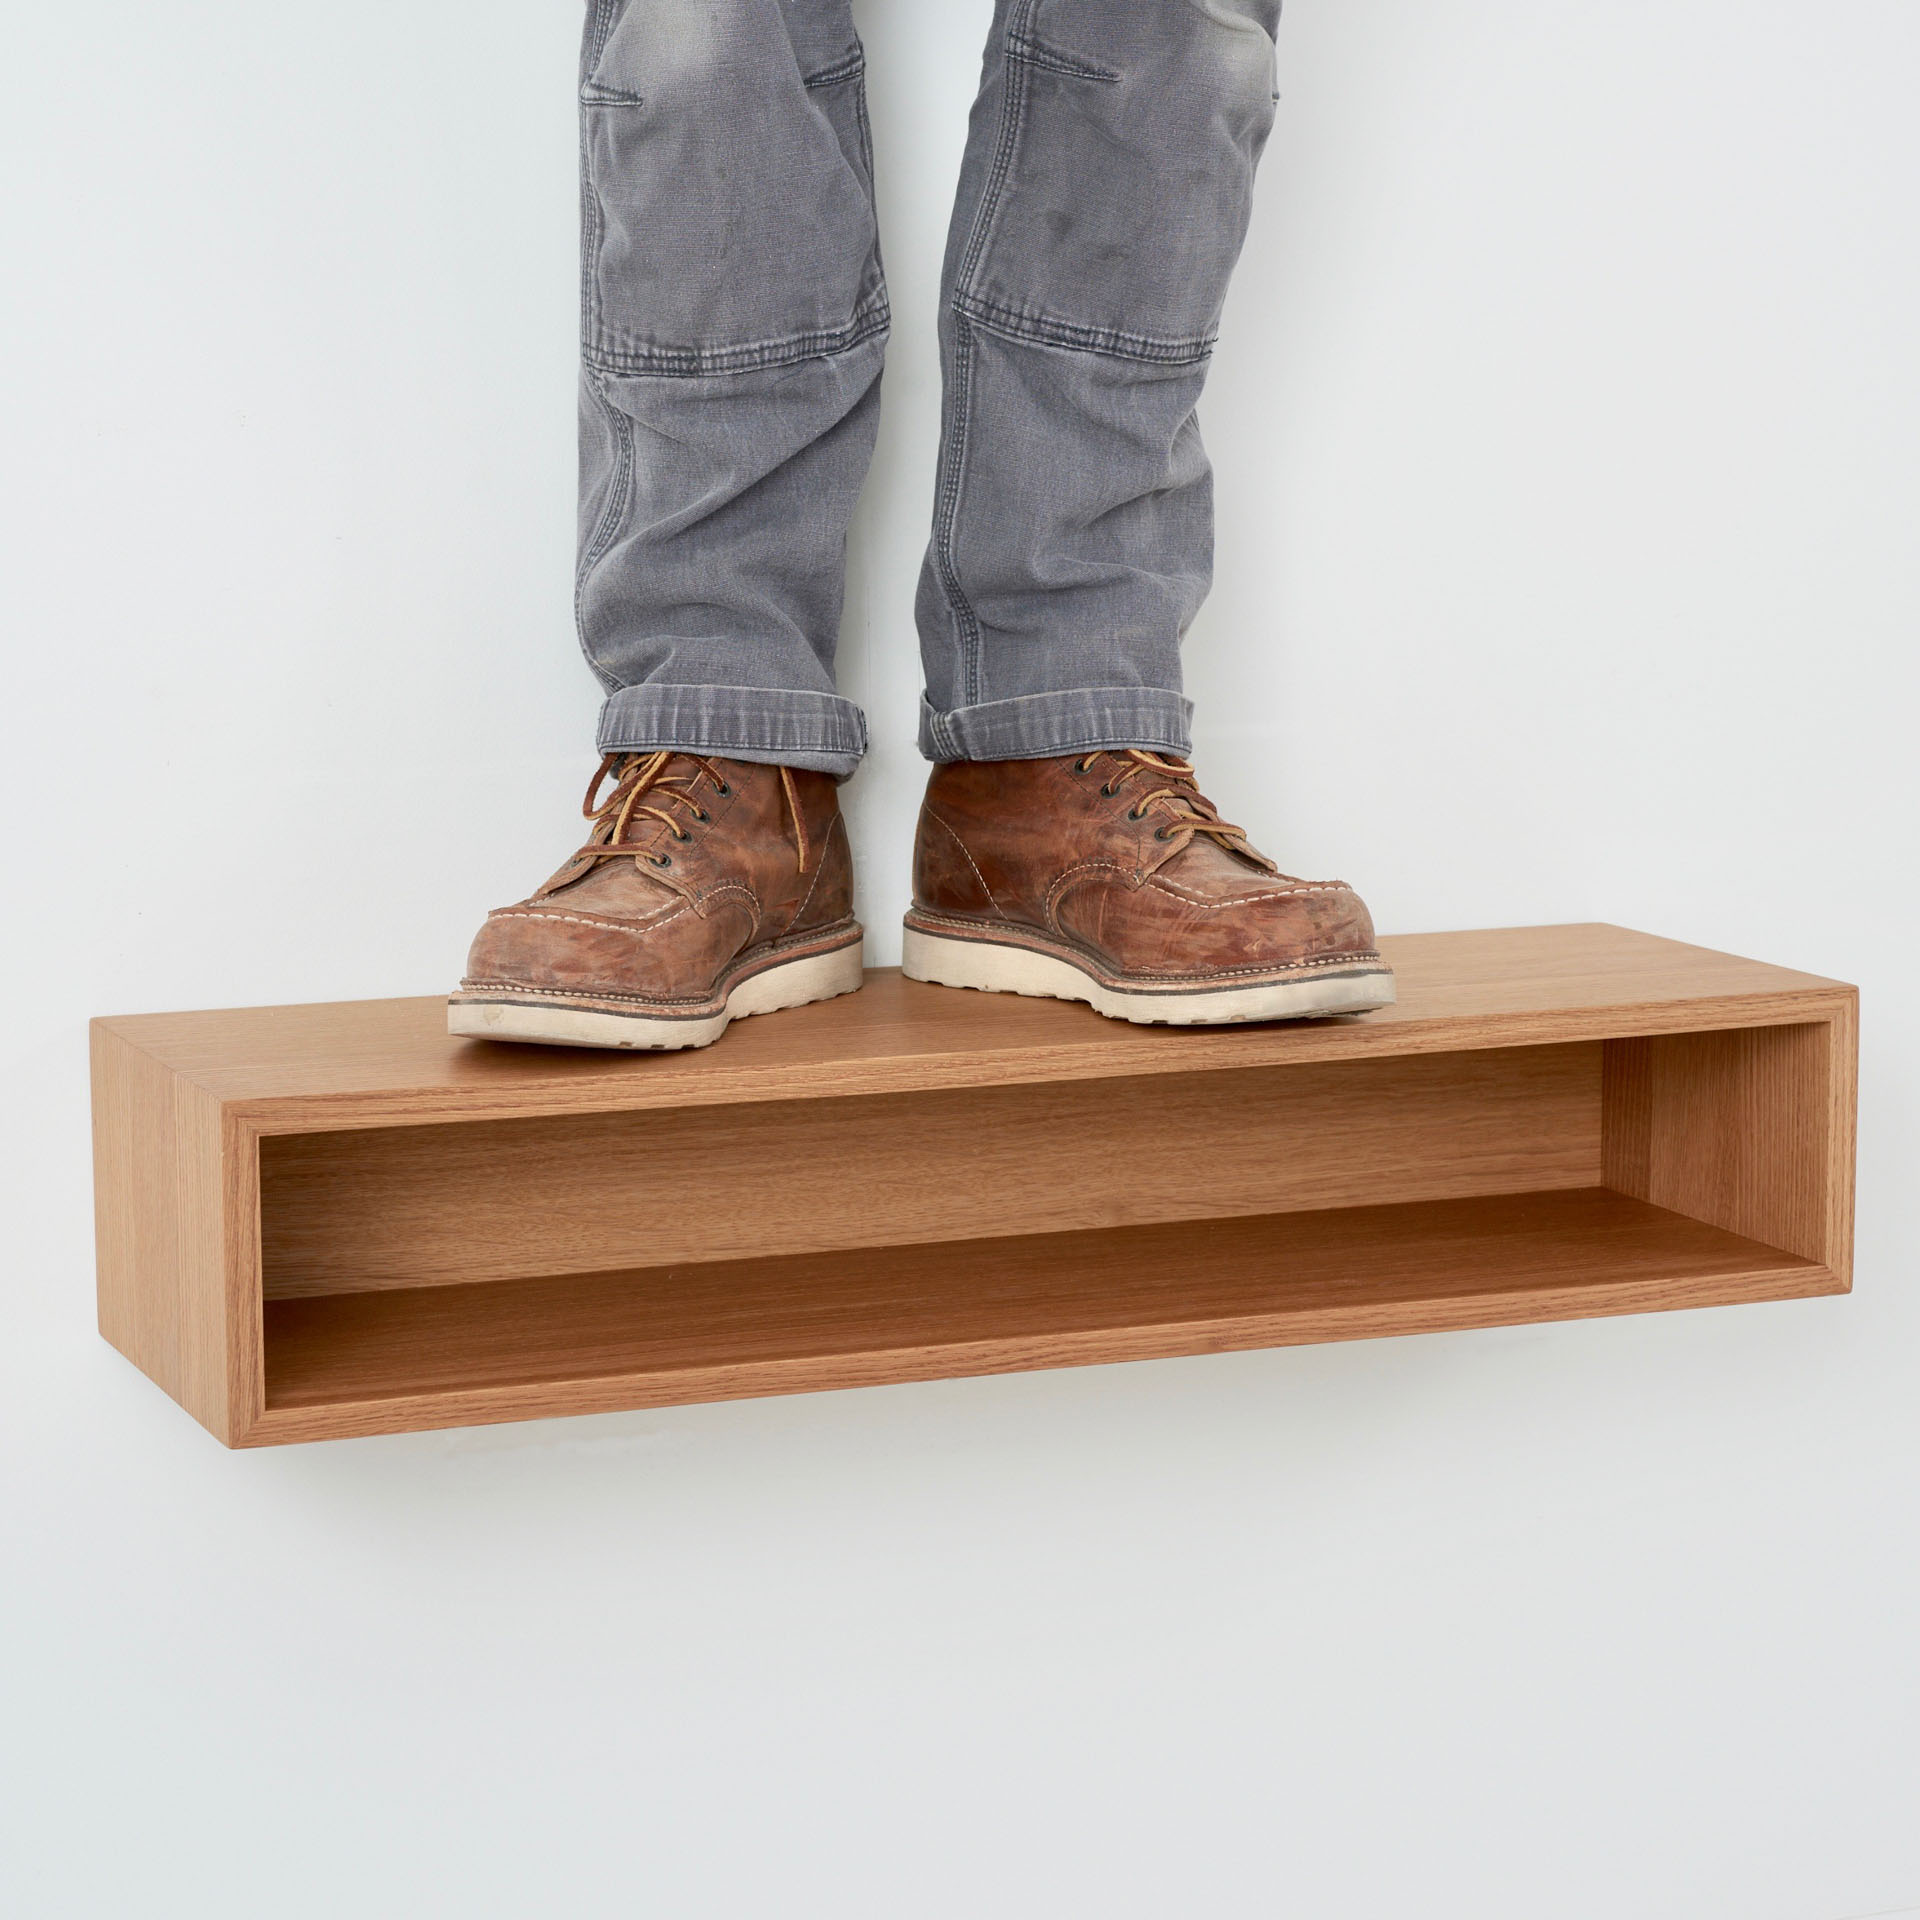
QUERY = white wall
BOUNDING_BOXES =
[3,3,1916,1914]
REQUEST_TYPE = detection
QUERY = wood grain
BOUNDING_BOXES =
[93,925,1856,1136]
[91,1025,236,1440]
[259,1043,1603,1298]
[1603,1016,1855,1278]
[255,1189,1836,1443]
[86,924,1860,1447]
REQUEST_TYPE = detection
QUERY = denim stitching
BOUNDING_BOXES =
[934,0,1108,706]
[931,319,985,706]
[584,0,622,71]
[927,695,1192,760]
[952,290,1217,366]
[956,0,1040,294]
[579,171,596,346]
[579,83,644,107]
[801,51,866,90]
[946,8,1218,385]
[579,0,624,343]
[852,65,877,186]
[598,694,869,752]
[578,109,601,345]
[599,732,867,754]
[586,297,889,378]
[936,2,1042,708]
[836,48,880,276]
[599,733,864,749]
[1004,33,1119,83]
[574,372,633,693]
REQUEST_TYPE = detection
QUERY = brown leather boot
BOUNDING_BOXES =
[450,751,861,1049]
[903,751,1393,1024]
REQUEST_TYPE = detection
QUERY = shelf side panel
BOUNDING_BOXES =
[1602,1019,1847,1270]
[91,1024,238,1441]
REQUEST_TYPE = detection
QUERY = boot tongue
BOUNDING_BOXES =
[535,839,681,902]
[1156,830,1285,883]
[605,793,676,852]
[1101,755,1282,879]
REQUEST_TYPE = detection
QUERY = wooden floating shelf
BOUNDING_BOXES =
[90,924,1858,1446]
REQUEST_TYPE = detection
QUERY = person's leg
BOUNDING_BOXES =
[915,0,1280,762]
[904,1,1395,1023]
[580,0,885,778]
[451,1,877,1049]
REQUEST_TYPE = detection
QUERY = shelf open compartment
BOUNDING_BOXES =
[261,1190,1826,1429]
[91,926,1858,1445]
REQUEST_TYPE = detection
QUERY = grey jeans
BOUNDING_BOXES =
[578,0,1282,778]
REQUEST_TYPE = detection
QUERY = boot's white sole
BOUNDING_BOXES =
[448,931,865,1051]
[901,923,1394,1025]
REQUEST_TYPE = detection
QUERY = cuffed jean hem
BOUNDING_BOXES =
[918,687,1195,764]
[597,683,868,779]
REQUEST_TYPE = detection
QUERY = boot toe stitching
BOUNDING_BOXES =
[487,903,689,938]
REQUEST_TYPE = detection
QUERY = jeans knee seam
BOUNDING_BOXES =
[801,51,866,90]
[951,290,1217,366]
[584,296,889,378]
[1004,33,1120,84]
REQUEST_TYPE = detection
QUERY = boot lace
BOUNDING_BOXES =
[576,751,810,872]
[1073,749,1273,868]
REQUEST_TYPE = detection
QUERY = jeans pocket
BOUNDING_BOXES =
[580,9,886,374]
[958,0,1279,362]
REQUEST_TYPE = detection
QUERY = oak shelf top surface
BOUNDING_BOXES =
[93,923,1854,1129]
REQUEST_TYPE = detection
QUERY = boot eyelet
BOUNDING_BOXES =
[1153,826,1172,840]
[693,808,710,822]
[1128,805,1147,821]
[1073,756,1093,775]
[1100,783,1116,797]
[650,853,671,867]
[713,781,731,796]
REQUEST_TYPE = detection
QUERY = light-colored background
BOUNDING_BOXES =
[3,3,1916,1914]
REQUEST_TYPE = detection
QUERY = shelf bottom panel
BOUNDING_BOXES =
[253,1188,1837,1442]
